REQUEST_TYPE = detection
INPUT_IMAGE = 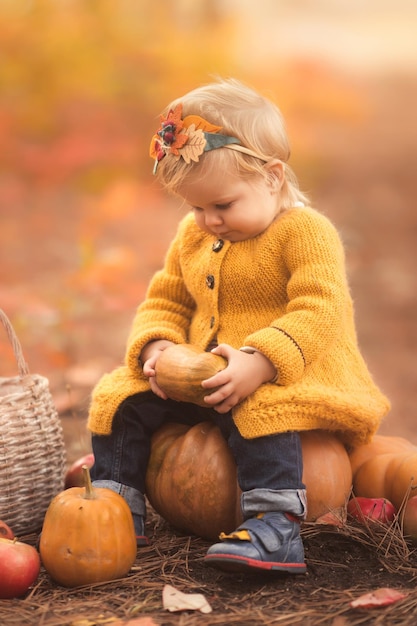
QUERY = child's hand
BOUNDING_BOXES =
[201,344,277,413]
[140,340,175,399]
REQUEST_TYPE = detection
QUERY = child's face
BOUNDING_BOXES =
[177,164,282,242]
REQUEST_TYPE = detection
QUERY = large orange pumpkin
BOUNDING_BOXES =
[348,436,417,510]
[154,344,227,406]
[348,434,415,477]
[40,466,137,587]
[145,422,352,540]
[353,452,417,511]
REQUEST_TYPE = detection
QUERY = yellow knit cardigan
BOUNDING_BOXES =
[88,206,390,446]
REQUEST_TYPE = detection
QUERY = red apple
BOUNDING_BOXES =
[347,497,397,525]
[64,452,95,488]
[402,495,417,544]
[0,538,41,599]
[0,520,15,540]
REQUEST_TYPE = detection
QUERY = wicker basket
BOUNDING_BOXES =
[0,309,66,536]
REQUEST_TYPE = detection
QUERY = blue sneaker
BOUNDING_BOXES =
[204,512,306,574]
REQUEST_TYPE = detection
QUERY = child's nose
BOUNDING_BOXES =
[205,212,223,227]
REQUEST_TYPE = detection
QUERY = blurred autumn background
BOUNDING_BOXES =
[0,0,416,463]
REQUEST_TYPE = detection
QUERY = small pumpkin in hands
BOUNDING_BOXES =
[40,466,137,587]
[155,343,227,406]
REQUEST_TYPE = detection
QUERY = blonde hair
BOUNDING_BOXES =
[154,78,309,210]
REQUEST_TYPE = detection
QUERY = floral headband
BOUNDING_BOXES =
[149,103,267,173]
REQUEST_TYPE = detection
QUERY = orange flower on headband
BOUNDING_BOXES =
[150,104,188,161]
[150,103,238,171]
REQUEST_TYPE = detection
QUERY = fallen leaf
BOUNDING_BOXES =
[162,584,212,614]
[350,587,407,608]
[315,507,347,527]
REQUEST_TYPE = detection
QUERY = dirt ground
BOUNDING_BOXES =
[2,508,417,626]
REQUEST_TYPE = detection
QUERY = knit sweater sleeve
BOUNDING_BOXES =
[245,209,349,385]
[125,214,196,374]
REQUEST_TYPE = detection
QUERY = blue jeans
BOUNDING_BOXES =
[91,391,306,522]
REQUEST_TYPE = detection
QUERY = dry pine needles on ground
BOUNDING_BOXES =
[1,505,417,626]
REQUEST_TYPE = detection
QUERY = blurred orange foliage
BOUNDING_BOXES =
[0,0,369,379]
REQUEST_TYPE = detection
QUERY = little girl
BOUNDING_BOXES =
[88,78,390,574]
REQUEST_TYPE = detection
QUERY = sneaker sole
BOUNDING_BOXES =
[204,553,307,574]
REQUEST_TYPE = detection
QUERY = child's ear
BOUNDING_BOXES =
[264,160,284,192]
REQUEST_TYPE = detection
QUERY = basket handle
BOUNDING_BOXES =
[0,309,30,377]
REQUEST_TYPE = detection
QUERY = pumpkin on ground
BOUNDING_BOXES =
[145,422,352,540]
[301,430,352,522]
[348,436,417,510]
[154,343,227,406]
[40,466,137,588]
[348,434,415,477]
[145,421,241,540]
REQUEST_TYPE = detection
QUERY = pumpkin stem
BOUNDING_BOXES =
[82,464,96,500]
